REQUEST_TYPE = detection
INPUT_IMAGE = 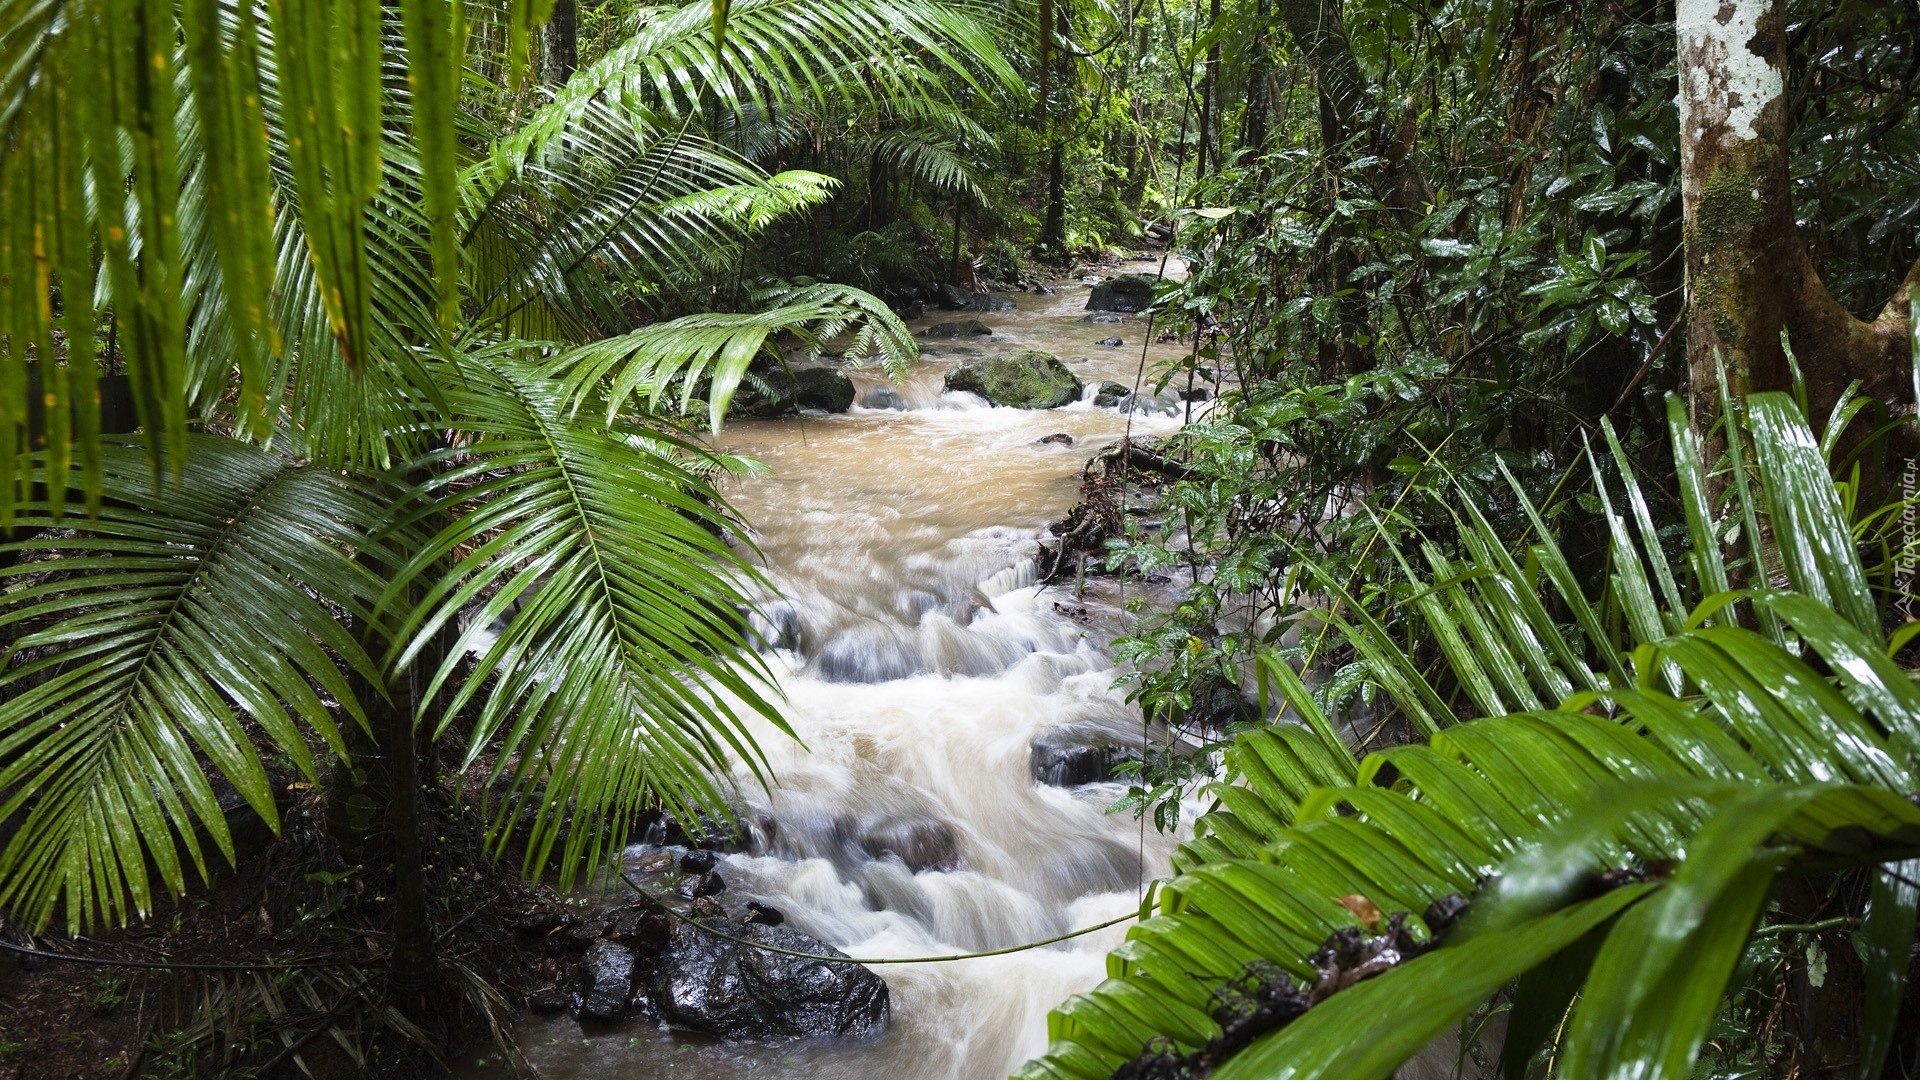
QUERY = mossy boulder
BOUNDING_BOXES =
[944,351,1083,409]
[1085,273,1157,313]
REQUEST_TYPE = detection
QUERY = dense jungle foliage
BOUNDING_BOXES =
[3,0,1920,1075]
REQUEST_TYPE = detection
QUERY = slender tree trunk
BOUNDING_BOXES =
[1677,0,1917,430]
[1197,0,1220,176]
[950,195,965,281]
[544,0,577,85]
[1038,0,1069,260]
[1042,142,1067,259]
[1122,15,1153,215]
[866,145,888,230]
[382,687,435,1008]
[1240,0,1271,153]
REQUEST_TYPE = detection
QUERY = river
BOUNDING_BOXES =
[479,257,1197,1080]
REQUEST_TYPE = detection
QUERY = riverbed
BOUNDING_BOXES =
[476,257,1197,1080]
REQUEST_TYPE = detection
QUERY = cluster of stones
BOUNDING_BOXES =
[516,847,889,1041]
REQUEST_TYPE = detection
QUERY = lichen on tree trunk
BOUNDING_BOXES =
[1678,0,1918,433]
[1677,0,1795,416]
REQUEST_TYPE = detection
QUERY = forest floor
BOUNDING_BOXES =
[0,781,549,1080]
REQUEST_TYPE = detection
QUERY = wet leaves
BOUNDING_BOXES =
[1110,903,1458,1080]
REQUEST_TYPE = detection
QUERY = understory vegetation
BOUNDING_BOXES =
[1028,1,1920,1077]
[3,0,1920,1076]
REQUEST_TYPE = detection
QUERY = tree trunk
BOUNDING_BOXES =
[1274,0,1367,149]
[1678,0,1917,431]
[1042,142,1067,259]
[1240,0,1271,153]
[866,145,889,230]
[1198,0,1220,176]
[544,0,577,85]
[950,194,966,282]
[381,688,435,1008]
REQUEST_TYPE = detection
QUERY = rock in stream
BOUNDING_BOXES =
[1086,273,1158,313]
[944,350,1082,409]
[649,918,890,1040]
[525,876,890,1041]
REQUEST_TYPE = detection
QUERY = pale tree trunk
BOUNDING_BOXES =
[1678,0,1918,432]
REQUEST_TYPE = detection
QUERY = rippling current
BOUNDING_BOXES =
[473,259,1202,1080]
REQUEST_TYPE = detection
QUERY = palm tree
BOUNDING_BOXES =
[1019,382,1920,1079]
[0,0,1011,1009]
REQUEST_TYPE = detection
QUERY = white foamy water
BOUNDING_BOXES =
[473,262,1204,1080]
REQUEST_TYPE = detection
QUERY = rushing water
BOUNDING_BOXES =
[480,259,1199,1080]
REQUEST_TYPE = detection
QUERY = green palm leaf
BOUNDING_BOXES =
[556,282,916,429]
[383,348,788,883]
[464,107,810,337]
[0,438,393,931]
[495,0,1016,165]
[1018,391,1920,1080]
[0,0,485,504]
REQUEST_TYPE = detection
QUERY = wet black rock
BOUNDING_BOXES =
[564,921,608,950]
[862,386,908,410]
[961,293,1017,313]
[743,902,786,926]
[514,908,568,938]
[680,848,718,874]
[578,940,638,1022]
[529,990,573,1015]
[677,871,727,899]
[1096,336,1124,347]
[689,895,728,920]
[917,319,994,339]
[1424,894,1469,938]
[727,366,854,417]
[937,283,970,309]
[612,905,673,958]
[1036,432,1075,447]
[1184,677,1258,731]
[641,808,748,852]
[1093,381,1132,409]
[1086,274,1157,313]
[1030,732,1133,787]
[647,920,890,1040]
[858,817,960,872]
[795,368,856,413]
[1034,283,1056,295]
[726,371,798,418]
[1177,387,1211,403]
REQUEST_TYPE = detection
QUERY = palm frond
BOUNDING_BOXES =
[493,0,1016,167]
[0,438,393,931]
[0,0,484,507]
[382,347,788,883]
[1019,392,1920,1080]
[550,282,916,430]
[871,131,987,202]
[463,105,822,337]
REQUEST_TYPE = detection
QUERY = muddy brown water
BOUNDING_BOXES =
[466,258,1205,1080]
